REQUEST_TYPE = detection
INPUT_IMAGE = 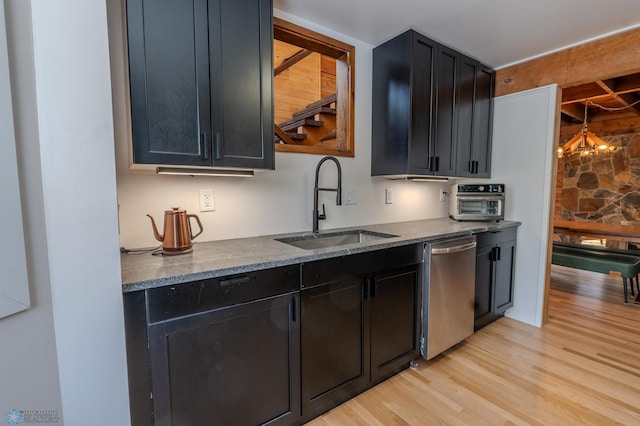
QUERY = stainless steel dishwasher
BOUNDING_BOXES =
[421,235,477,360]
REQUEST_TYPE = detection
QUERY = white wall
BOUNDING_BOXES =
[18,0,129,424]
[491,85,559,327]
[0,0,30,319]
[0,0,63,418]
[110,7,450,250]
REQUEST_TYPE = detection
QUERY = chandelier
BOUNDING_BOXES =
[557,100,614,158]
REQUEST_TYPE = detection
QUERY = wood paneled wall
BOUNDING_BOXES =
[273,40,336,125]
[496,27,640,97]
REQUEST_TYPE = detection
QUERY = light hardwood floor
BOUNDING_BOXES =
[307,265,640,425]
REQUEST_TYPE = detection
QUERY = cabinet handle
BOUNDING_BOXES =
[214,132,221,160]
[201,132,210,160]
[219,276,250,287]
[369,278,376,299]
[474,161,479,174]
[490,247,497,262]
[291,296,297,322]
[429,156,440,172]
[468,160,474,173]
[496,246,502,261]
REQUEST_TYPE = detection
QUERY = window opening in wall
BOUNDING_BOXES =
[273,18,355,157]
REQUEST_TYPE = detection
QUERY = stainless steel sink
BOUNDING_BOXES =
[276,230,398,250]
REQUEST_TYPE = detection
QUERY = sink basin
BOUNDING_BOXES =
[276,230,398,250]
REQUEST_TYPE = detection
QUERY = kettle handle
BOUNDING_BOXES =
[187,214,204,240]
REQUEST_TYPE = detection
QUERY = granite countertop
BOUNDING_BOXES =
[120,217,521,292]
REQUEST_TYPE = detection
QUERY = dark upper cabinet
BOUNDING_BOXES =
[126,0,274,170]
[371,29,494,178]
[455,57,495,178]
[474,227,517,330]
[371,30,437,176]
[432,44,460,176]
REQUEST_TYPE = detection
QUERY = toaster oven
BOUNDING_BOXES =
[449,183,505,221]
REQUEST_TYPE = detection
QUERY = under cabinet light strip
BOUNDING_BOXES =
[156,167,254,177]
[382,175,450,182]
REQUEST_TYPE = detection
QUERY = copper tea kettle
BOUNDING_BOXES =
[147,207,203,255]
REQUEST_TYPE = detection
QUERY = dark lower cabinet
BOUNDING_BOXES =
[300,244,422,421]
[301,278,369,417]
[123,266,301,426]
[474,227,517,330]
[124,246,423,425]
[370,266,420,383]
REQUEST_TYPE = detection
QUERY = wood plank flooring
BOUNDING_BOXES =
[307,265,640,425]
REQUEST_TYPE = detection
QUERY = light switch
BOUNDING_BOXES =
[345,188,357,205]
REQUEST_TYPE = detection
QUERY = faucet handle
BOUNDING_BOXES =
[318,204,327,221]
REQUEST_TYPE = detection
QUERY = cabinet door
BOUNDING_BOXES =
[301,278,369,418]
[208,0,274,170]
[148,293,300,426]
[455,58,494,178]
[127,0,211,166]
[494,239,516,313]
[472,65,494,178]
[409,33,437,175]
[474,244,494,330]
[431,45,459,176]
[455,57,477,177]
[371,265,419,383]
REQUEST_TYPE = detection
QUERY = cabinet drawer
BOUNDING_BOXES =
[302,244,423,288]
[147,265,300,323]
[475,227,517,247]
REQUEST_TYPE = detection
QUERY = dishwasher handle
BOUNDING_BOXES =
[431,241,477,255]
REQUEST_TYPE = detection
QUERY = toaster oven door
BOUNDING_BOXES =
[454,196,504,220]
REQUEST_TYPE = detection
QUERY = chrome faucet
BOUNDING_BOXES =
[313,156,342,234]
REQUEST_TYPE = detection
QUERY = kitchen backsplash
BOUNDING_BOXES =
[115,152,450,249]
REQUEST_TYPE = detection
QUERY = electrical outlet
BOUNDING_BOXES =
[385,188,393,204]
[199,189,215,212]
[439,189,447,202]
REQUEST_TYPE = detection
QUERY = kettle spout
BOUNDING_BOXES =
[147,214,164,242]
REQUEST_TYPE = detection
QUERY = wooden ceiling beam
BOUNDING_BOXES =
[559,115,640,142]
[560,103,584,121]
[616,92,640,115]
[561,84,606,103]
[595,78,616,93]
[613,72,640,93]
[496,27,640,97]
[592,78,640,115]
[274,48,313,77]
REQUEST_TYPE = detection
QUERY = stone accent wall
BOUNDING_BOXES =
[560,133,640,224]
